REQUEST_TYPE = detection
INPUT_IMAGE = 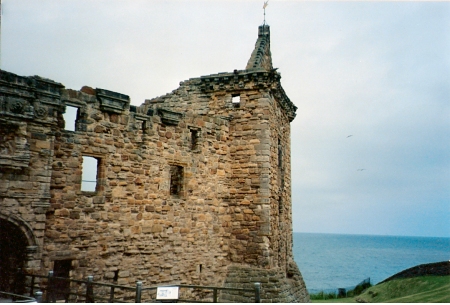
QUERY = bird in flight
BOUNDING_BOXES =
[357,169,366,171]
[347,135,353,138]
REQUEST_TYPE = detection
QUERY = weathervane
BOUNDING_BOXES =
[263,0,269,25]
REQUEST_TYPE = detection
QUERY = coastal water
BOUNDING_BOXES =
[293,232,450,293]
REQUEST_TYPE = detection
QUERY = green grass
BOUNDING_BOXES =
[310,279,371,302]
[312,275,450,303]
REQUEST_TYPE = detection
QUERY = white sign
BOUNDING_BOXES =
[156,286,179,300]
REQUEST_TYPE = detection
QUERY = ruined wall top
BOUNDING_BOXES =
[0,25,296,124]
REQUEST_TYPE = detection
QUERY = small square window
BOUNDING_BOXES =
[232,95,240,107]
[136,120,147,134]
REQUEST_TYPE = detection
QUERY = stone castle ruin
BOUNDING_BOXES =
[0,25,309,302]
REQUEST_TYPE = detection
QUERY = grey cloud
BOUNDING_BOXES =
[3,0,449,237]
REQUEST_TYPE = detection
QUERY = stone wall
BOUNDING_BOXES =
[221,262,310,302]
[0,72,64,291]
[0,72,64,269]
[0,24,309,302]
[45,84,233,287]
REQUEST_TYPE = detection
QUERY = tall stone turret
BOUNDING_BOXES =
[141,24,308,302]
[216,24,308,302]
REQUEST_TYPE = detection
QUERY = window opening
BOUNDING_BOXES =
[63,106,79,131]
[169,165,183,196]
[142,121,148,134]
[190,129,199,150]
[136,120,147,134]
[278,138,285,189]
[232,95,240,107]
[81,156,98,192]
[113,270,119,282]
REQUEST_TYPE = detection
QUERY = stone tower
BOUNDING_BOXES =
[0,25,309,302]
[138,24,308,302]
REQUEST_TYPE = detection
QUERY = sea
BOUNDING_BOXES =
[292,232,450,293]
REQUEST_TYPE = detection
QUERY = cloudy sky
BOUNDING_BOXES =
[2,0,449,238]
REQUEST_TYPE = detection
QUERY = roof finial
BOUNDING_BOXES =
[263,0,269,25]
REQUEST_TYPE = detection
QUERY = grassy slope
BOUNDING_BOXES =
[312,275,450,303]
[358,275,450,303]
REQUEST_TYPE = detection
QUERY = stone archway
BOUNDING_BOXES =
[0,215,38,293]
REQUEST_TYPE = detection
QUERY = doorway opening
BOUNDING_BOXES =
[0,219,28,293]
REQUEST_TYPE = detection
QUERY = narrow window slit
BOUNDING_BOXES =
[170,165,184,196]
[278,138,283,168]
[190,129,199,150]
